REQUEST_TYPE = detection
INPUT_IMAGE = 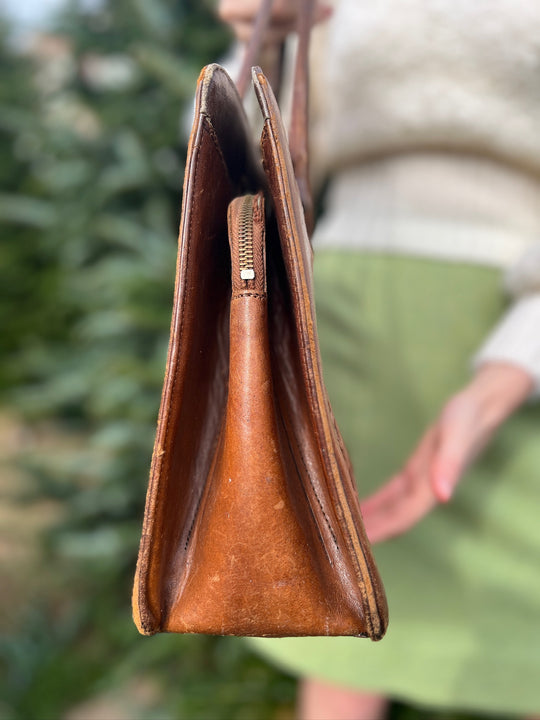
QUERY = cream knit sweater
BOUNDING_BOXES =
[308,0,540,392]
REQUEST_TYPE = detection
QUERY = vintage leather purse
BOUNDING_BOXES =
[133,4,388,641]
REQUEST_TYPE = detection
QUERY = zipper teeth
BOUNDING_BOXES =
[238,195,254,277]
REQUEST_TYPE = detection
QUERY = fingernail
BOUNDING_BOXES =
[436,478,453,503]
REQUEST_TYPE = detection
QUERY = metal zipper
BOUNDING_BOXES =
[238,195,255,281]
[228,191,265,296]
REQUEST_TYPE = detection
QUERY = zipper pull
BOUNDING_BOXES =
[227,192,266,295]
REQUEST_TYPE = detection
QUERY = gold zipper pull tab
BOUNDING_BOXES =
[228,192,266,295]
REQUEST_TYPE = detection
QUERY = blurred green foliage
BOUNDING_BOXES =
[0,2,483,718]
[0,2,299,718]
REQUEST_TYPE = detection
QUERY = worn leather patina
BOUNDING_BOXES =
[133,64,388,640]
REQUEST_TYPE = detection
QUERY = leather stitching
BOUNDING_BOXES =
[231,292,267,300]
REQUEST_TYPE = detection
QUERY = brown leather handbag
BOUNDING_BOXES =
[133,4,388,641]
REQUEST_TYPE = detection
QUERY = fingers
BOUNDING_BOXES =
[361,428,439,543]
[361,405,473,543]
[219,0,298,26]
[219,1,333,45]
[361,364,533,544]
[429,387,496,503]
[361,470,438,544]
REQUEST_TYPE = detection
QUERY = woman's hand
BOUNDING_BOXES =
[218,0,332,45]
[361,362,534,544]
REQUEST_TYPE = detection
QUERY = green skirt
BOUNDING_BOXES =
[248,252,540,716]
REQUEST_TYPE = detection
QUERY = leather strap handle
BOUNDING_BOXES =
[236,0,315,236]
[289,0,315,235]
[236,0,274,99]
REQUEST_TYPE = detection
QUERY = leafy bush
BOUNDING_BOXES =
[0,2,297,718]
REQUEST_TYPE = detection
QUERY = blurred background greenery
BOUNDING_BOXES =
[0,1,485,718]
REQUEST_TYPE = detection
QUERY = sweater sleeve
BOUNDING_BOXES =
[472,243,540,397]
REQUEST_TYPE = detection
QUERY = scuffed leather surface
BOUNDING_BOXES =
[133,64,388,639]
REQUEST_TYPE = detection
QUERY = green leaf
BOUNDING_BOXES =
[0,194,57,227]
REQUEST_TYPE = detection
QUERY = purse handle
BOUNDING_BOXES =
[236,0,315,235]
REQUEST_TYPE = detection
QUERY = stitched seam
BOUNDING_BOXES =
[231,292,267,300]
[278,413,335,567]
[183,485,205,551]
[305,463,339,549]
[278,399,339,550]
